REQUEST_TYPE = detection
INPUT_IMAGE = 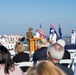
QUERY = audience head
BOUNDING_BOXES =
[37,39,50,49]
[0,45,14,74]
[47,39,65,61]
[26,60,66,75]
[14,42,25,53]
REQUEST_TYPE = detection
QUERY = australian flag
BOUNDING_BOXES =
[50,23,59,38]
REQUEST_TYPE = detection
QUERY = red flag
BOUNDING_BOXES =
[50,23,54,34]
[50,23,54,29]
[39,24,45,38]
[58,23,60,27]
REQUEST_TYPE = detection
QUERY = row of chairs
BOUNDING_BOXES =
[11,49,76,69]
[15,58,76,71]
[10,49,76,74]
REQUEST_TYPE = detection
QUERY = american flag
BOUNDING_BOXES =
[39,24,45,38]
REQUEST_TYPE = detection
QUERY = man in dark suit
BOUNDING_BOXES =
[47,39,74,75]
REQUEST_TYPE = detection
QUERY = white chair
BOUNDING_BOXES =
[67,49,76,59]
[67,49,76,54]
[15,61,34,67]
[60,59,75,71]
[60,59,71,64]
[15,62,33,75]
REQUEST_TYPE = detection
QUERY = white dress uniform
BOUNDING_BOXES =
[71,32,76,44]
[49,33,57,44]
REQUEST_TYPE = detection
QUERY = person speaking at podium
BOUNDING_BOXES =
[26,27,34,50]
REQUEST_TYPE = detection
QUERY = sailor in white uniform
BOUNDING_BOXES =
[49,30,57,44]
[71,29,76,44]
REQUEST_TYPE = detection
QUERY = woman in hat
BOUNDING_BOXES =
[32,39,50,63]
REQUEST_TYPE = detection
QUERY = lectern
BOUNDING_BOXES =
[29,38,41,54]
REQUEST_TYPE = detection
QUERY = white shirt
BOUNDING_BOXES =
[71,32,76,43]
[36,32,40,38]
[49,33,57,44]
[71,32,76,39]
[0,65,24,75]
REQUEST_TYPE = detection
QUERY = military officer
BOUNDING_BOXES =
[26,27,34,50]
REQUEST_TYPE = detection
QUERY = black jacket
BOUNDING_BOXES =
[33,47,47,63]
[13,52,29,72]
[56,63,74,75]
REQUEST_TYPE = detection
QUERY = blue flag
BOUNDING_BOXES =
[50,23,54,34]
[58,23,62,39]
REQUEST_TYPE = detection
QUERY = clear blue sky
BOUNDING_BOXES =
[0,0,76,36]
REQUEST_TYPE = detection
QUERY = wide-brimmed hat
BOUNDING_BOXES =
[28,27,33,31]
[56,39,65,47]
[37,39,50,48]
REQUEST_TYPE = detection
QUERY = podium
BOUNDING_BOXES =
[29,38,41,54]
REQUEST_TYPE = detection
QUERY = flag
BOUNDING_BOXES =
[58,23,62,39]
[50,23,59,38]
[50,23,54,34]
[39,24,45,38]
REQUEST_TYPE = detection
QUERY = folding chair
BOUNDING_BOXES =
[16,61,33,67]
[15,61,34,72]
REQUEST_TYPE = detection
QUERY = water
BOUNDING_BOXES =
[63,37,71,44]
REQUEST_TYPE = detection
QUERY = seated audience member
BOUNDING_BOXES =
[26,60,66,75]
[47,39,74,75]
[74,64,76,75]
[0,45,24,75]
[13,42,29,72]
[33,39,50,63]
[62,49,71,67]
[59,39,71,67]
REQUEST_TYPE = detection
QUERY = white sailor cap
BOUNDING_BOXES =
[51,30,54,32]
